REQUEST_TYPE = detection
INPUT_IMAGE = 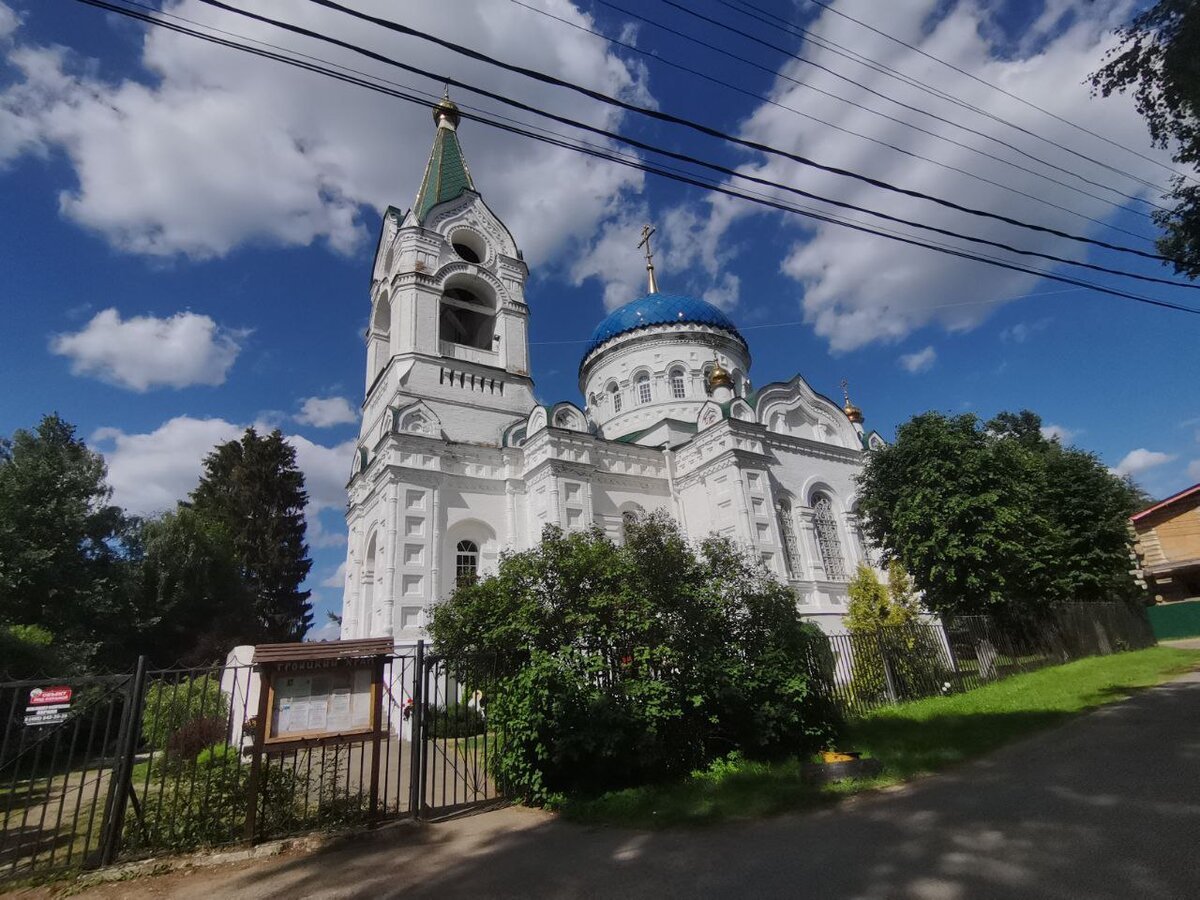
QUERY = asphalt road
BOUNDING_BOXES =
[58,670,1200,899]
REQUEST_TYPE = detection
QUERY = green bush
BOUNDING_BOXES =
[431,513,840,805]
[123,743,304,853]
[427,701,487,739]
[141,675,229,751]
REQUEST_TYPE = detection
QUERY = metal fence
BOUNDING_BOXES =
[0,648,503,883]
[810,601,1156,718]
[0,601,1153,882]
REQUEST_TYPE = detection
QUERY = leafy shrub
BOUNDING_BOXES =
[163,716,229,770]
[427,702,486,739]
[431,513,841,805]
[141,675,229,750]
[124,743,304,853]
[845,563,950,703]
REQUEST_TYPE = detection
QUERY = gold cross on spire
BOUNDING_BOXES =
[637,223,660,294]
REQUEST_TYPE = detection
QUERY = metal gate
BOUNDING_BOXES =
[0,667,141,880]
[412,647,504,819]
[0,646,507,883]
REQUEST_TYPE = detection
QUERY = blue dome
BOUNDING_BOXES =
[584,292,741,357]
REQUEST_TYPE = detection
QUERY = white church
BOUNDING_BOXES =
[339,96,885,643]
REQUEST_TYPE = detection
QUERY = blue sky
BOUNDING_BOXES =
[2,0,1197,636]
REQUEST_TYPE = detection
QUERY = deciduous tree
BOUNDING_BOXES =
[1090,0,1200,276]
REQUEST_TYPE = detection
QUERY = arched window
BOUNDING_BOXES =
[812,494,847,581]
[636,373,652,405]
[608,382,622,413]
[554,409,574,429]
[777,499,800,578]
[669,368,687,399]
[455,539,479,587]
[440,285,495,350]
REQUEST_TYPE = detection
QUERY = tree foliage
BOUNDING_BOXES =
[430,513,839,804]
[190,428,313,642]
[0,415,135,670]
[1090,0,1200,277]
[132,509,257,666]
[856,410,1142,619]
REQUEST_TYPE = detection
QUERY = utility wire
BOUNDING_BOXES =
[530,287,1090,346]
[795,0,1200,188]
[592,0,1157,223]
[717,0,1175,197]
[64,0,1200,319]
[509,0,1155,246]
[653,0,1172,213]
[258,0,1195,274]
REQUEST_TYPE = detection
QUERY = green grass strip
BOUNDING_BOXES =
[560,646,1200,829]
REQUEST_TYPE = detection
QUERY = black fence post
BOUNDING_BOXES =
[97,655,147,868]
[368,654,385,826]
[408,640,425,819]
[875,631,898,704]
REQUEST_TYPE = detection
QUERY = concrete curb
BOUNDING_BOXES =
[71,819,420,889]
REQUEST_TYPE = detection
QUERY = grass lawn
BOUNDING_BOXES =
[560,646,1200,829]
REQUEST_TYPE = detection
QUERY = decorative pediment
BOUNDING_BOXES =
[549,402,587,432]
[697,400,724,431]
[729,398,754,422]
[391,401,443,438]
[527,406,549,435]
[755,375,858,449]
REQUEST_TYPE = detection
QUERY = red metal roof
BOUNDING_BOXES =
[1131,482,1200,523]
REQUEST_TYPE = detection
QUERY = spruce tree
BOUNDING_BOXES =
[190,428,313,642]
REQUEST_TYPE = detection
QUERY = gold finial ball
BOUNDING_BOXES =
[433,95,460,129]
[707,361,733,390]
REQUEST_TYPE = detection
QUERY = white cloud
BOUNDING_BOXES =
[1040,423,1078,444]
[92,416,244,516]
[296,396,358,428]
[654,0,1172,351]
[0,0,647,264]
[321,561,348,589]
[50,308,244,391]
[898,346,936,373]
[1186,460,1200,481]
[1111,448,1177,478]
[1000,318,1053,343]
[0,3,18,41]
[92,416,353,549]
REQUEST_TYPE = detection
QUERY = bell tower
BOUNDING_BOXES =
[358,94,537,447]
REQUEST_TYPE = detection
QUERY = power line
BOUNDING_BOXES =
[531,287,1090,346]
[63,0,1200,320]
[652,0,1173,214]
[592,0,1157,223]
[272,0,1192,273]
[716,0,1175,197]
[508,0,1155,247]
[794,0,1200,188]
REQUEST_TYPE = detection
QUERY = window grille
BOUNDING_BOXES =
[456,539,479,587]
[670,370,686,399]
[609,384,622,413]
[636,375,652,405]
[812,494,846,581]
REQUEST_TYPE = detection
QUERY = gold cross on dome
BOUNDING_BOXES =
[637,223,660,294]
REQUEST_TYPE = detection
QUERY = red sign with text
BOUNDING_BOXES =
[28,686,72,706]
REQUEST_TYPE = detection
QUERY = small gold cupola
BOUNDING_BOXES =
[708,360,733,390]
[841,379,864,424]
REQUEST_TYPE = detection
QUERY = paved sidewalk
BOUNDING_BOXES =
[50,671,1200,899]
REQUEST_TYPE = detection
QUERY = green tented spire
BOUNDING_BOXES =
[413,94,476,222]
